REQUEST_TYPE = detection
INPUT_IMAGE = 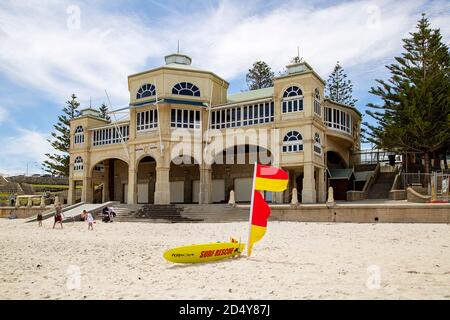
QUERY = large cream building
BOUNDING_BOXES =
[68,53,361,205]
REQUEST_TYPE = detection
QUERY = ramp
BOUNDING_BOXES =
[61,202,117,221]
[26,201,117,223]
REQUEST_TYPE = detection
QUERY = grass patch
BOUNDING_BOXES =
[32,184,69,189]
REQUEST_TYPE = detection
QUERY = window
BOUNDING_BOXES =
[172,82,200,97]
[93,125,130,146]
[210,102,274,129]
[74,156,83,171]
[314,88,321,116]
[282,131,303,153]
[137,109,158,131]
[314,132,322,154]
[137,84,156,99]
[136,84,156,99]
[93,163,104,172]
[171,109,201,129]
[74,126,84,144]
[282,86,303,113]
[324,107,352,134]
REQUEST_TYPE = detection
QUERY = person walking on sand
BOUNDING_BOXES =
[86,211,94,231]
[53,204,64,229]
[37,212,43,227]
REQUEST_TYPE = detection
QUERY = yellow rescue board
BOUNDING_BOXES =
[163,240,245,264]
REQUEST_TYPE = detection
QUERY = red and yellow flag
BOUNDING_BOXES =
[255,164,289,192]
[248,190,271,256]
[248,164,288,256]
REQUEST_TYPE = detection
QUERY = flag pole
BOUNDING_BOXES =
[247,162,258,256]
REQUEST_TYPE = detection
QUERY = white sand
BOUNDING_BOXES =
[0,218,449,299]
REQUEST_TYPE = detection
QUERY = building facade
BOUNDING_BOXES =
[68,53,361,205]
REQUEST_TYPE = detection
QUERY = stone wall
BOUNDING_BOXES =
[7,176,68,185]
[0,206,50,219]
[269,203,450,223]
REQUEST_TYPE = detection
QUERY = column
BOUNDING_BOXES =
[127,166,137,205]
[154,166,170,204]
[67,179,76,205]
[81,176,93,203]
[199,165,212,204]
[127,150,137,205]
[302,164,316,203]
[318,167,326,203]
[102,163,110,203]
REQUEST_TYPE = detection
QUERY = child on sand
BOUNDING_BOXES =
[37,212,43,227]
[53,204,64,229]
[86,212,94,231]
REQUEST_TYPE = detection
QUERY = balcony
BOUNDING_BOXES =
[91,124,130,147]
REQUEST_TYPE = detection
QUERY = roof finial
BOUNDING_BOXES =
[177,40,180,54]
[89,96,92,108]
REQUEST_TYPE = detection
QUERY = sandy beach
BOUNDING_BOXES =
[0,218,449,299]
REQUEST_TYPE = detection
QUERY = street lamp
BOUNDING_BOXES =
[26,161,39,176]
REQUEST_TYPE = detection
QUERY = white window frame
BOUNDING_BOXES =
[282,86,304,114]
[170,108,201,129]
[137,84,156,99]
[314,132,322,154]
[210,102,274,129]
[314,88,321,116]
[282,131,303,153]
[74,126,84,144]
[74,156,83,171]
[137,109,158,132]
[92,125,130,146]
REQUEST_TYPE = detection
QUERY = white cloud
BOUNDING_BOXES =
[0,128,53,175]
[0,0,448,106]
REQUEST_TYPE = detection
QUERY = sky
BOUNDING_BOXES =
[0,0,449,176]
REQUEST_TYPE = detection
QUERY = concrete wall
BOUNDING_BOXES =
[0,207,50,219]
[268,203,450,223]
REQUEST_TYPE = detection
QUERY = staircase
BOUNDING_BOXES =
[367,172,396,199]
[110,204,250,223]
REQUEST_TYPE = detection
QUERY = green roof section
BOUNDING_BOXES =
[354,171,374,182]
[328,168,355,180]
[226,87,274,104]
[324,98,362,117]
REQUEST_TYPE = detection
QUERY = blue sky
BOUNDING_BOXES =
[0,0,449,175]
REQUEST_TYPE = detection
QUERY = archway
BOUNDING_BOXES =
[327,151,347,169]
[136,156,157,204]
[212,145,273,203]
[169,155,200,204]
[90,158,129,204]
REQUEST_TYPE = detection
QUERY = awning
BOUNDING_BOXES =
[328,168,355,180]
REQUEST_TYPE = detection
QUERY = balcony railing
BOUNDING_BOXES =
[92,124,129,146]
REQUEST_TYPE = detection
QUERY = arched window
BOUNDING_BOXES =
[282,86,303,113]
[282,131,303,153]
[136,83,156,99]
[74,156,83,171]
[314,132,322,154]
[74,126,84,144]
[314,88,321,116]
[172,82,200,97]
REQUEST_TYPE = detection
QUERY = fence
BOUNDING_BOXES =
[400,172,450,201]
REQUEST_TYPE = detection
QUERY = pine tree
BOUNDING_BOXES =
[246,61,274,90]
[364,14,450,173]
[326,61,358,106]
[99,103,110,121]
[42,94,80,177]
